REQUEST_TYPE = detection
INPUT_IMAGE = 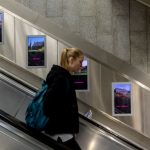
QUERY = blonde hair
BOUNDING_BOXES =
[60,48,84,70]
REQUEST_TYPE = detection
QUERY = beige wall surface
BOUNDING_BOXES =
[15,18,58,79]
[0,10,58,79]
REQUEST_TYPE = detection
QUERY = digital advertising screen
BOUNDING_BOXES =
[27,35,46,67]
[0,11,4,43]
[112,82,132,116]
[72,58,89,91]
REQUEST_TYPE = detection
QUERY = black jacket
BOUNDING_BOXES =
[43,65,79,135]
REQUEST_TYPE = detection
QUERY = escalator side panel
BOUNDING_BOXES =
[0,80,26,117]
[0,120,53,150]
[0,131,36,150]
[77,123,131,150]
[16,94,32,122]
[0,73,141,150]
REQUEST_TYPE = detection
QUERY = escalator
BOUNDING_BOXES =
[0,67,143,150]
[0,0,149,149]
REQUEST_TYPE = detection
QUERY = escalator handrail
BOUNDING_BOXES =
[0,109,71,150]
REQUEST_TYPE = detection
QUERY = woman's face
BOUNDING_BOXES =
[68,56,84,73]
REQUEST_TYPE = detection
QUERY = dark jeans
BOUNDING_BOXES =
[57,137,81,150]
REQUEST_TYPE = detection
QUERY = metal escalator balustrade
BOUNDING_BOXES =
[79,114,143,150]
[0,121,50,150]
[0,109,139,150]
[0,109,72,150]
[0,70,144,150]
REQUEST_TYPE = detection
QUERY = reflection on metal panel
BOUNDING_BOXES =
[0,73,34,118]
[77,122,133,150]
[0,120,53,150]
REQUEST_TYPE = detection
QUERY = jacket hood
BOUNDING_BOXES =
[46,65,71,81]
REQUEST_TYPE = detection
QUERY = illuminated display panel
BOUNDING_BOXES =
[112,82,132,116]
[0,11,4,44]
[72,58,89,91]
[27,35,46,67]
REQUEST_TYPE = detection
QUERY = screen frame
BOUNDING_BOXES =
[26,35,47,68]
[73,57,89,92]
[0,11,4,44]
[112,82,133,116]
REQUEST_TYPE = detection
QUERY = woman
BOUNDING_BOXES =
[43,48,84,150]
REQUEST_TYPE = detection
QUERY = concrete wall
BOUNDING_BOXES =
[14,0,150,75]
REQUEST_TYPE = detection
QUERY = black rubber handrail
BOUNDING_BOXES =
[0,109,71,150]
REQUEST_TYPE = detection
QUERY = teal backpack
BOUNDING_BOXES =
[25,80,49,131]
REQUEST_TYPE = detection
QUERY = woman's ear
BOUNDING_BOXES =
[68,57,74,64]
